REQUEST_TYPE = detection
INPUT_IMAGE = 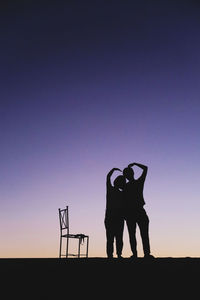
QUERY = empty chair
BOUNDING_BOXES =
[58,206,89,258]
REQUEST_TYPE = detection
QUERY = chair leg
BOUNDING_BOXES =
[78,238,81,258]
[59,236,62,258]
[66,237,69,258]
[86,236,89,258]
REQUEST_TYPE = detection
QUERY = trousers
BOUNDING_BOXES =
[105,217,124,257]
[126,208,150,256]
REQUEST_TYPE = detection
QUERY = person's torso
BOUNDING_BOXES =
[106,186,124,218]
[124,179,145,210]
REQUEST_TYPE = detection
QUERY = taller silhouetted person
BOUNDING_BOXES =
[123,162,154,259]
[105,168,126,259]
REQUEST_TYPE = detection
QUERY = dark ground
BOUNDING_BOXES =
[1,257,199,298]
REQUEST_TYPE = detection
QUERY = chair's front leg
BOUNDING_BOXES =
[86,236,89,258]
[78,238,81,258]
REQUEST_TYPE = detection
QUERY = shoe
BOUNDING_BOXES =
[130,255,138,260]
[144,254,155,259]
[117,255,124,259]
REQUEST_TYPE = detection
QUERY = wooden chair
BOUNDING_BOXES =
[58,206,89,258]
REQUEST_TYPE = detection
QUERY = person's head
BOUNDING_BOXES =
[123,167,134,181]
[113,175,126,190]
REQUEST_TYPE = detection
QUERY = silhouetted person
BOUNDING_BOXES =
[123,162,154,259]
[105,168,126,259]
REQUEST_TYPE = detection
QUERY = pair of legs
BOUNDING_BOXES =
[126,208,150,257]
[105,218,124,258]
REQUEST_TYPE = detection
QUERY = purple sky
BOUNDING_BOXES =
[1,1,200,257]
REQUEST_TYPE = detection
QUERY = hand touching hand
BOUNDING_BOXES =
[127,163,135,168]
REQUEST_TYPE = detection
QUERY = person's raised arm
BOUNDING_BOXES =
[106,168,122,188]
[128,162,148,180]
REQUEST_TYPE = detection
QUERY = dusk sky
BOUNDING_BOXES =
[1,0,200,258]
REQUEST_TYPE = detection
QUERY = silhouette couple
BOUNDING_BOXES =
[104,162,154,259]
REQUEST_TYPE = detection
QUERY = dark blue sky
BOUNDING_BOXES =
[1,1,200,257]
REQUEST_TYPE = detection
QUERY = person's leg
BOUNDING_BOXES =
[106,231,114,258]
[126,217,137,257]
[137,209,150,256]
[105,219,115,258]
[116,219,124,257]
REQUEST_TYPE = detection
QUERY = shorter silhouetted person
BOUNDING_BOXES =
[123,162,154,259]
[105,168,126,259]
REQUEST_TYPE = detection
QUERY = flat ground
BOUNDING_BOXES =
[1,257,199,297]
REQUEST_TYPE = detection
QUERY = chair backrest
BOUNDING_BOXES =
[59,206,69,233]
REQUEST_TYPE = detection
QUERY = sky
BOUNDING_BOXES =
[0,0,200,258]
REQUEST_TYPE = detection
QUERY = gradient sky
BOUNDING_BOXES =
[1,0,200,258]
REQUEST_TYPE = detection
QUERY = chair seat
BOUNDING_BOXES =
[62,233,88,238]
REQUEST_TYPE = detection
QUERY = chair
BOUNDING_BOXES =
[58,206,89,258]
